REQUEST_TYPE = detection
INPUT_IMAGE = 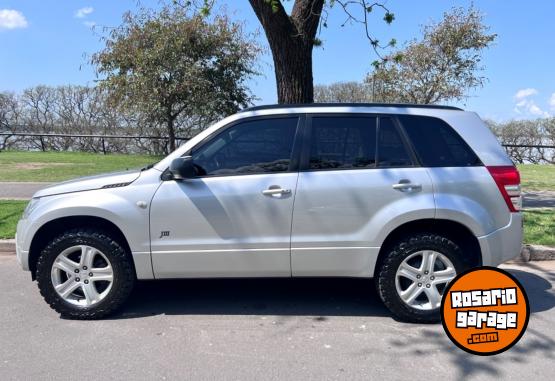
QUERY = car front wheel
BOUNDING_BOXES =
[36,228,135,319]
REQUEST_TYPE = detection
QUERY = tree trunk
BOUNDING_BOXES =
[271,37,314,103]
[167,116,176,152]
[249,0,324,104]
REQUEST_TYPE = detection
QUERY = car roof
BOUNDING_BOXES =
[242,103,463,112]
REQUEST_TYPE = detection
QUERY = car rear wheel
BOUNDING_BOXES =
[377,233,466,323]
[36,228,135,319]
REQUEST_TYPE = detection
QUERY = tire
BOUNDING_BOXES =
[376,233,467,323]
[36,228,135,319]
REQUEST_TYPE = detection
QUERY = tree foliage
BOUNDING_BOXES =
[314,82,371,103]
[92,4,260,150]
[366,7,496,104]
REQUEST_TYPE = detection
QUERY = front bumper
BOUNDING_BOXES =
[477,212,523,266]
[15,219,30,271]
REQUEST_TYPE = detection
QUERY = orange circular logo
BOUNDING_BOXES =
[441,267,529,356]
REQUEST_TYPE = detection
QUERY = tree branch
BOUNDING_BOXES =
[248,0,296,45]
[334,0,394,60]
[290,0,325,41]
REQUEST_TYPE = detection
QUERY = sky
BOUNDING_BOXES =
[0,0,554,122]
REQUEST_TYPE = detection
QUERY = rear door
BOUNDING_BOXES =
[291,114,435,277]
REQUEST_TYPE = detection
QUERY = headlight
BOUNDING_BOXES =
[23,198,40,219]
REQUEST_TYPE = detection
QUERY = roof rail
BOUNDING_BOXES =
[242,103,463,112]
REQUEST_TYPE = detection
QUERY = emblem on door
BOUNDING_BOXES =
[159,231,170,239]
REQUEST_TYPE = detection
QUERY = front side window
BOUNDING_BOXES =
[191,117,298,176]
[309,116,377,170]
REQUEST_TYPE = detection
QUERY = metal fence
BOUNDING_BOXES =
[1,131,554,163]
[0,132,190,155]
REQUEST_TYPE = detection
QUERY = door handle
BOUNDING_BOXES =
[392,180,422,193]
[262,186,291,196]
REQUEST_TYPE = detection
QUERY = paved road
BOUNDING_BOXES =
[524,191,555,208]
[1,181,555,208]
[0,182,51,200]
[0,254,553,380]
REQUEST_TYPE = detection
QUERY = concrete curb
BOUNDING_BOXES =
[521,244,555,261]
[1,239,554,261]
[0,239,16,253]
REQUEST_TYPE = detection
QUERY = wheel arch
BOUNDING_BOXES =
[28,216,133,280]
[374,219,482,277]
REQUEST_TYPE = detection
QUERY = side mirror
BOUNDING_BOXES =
[169,156,197,180]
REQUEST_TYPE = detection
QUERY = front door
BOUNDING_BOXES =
[150,116,301,278]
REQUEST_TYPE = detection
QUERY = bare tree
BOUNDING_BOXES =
[0,92,20,150]
[488,118,555,164]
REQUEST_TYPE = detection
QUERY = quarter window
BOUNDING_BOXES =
[191,117,298,176]
[398,115,481,167]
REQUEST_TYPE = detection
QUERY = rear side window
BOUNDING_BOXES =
[378,117,413,167]
[398,115,481,167]
[309,117,377,170]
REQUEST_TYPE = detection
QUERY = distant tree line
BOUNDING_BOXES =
[3,86,553,163]
[488,118,555,164]
[0,85,218,154]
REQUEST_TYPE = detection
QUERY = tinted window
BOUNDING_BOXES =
[377,117,413,167]
[309,117,377,170]
[191,117,298,176]
[398,115,481,167]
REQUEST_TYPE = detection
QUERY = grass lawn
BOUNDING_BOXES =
[523,209,555,246]
[0,200,27,239]
[518,164,555,192]
[1,200,553,246]
[0,151,161,182]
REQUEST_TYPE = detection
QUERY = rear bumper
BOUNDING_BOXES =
[477,212,523,266]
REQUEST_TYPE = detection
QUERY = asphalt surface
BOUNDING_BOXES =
[0,182,51,200]
[1,182,554,208]
[524,191,555,208]
[0,254,554,380]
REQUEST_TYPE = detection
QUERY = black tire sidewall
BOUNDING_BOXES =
[36,229,135,319]
[377,234,467,323]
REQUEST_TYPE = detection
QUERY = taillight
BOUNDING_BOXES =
[487,166,521,212]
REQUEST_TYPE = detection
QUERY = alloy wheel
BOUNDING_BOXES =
[395,250,457,310]
[50,245,114,307]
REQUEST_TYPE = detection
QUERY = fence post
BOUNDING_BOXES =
[101,137,106,155]
[39,135,46,152]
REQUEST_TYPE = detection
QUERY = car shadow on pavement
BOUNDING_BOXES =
[113,277,391,319]
[508,268,555,313]
[111,267,554,320]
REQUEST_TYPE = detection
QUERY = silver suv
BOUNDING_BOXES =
[16,104,522,322]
